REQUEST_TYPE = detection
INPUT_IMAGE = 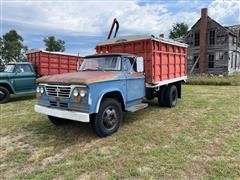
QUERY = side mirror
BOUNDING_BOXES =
[136,57,144,72]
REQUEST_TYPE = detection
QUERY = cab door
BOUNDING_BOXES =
[123,57,145,104]
[12,64,36,93]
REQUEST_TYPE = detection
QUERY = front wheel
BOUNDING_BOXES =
[48,116,70,126]
[90,98,122,137]
[0,86,10,104]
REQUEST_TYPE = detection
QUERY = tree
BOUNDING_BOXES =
[169,23,189,39]
[1,30,27,63]
[43,36,65,52]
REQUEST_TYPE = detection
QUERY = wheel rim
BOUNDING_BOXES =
[102,105,118,130]
[0,90,6,101]
[172,90,177,104]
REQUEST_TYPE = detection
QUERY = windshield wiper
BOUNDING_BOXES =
[81,68,97,71]
[95,66,105,71]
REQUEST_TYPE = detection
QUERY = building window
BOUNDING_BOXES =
[231,52,234,68]
[235,53,237,68]
[194,32,200,46]
[193,56,199,68]
[208,54,214,68]
[209,30,215,45]
[233,37,237,45]
[215,52,224,60]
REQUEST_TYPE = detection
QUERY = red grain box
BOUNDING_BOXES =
[96,35,187,84]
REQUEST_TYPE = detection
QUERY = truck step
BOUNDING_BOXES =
[126,103,148,112]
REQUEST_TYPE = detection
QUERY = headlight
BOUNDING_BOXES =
[40,87,44,93]
[80,89,87,97]
[73,89,79,97]
[37,86,44,93]
[36,86,40,93]
[73,87,87,97]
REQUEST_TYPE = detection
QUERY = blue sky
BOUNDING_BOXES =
[1,0,239,55]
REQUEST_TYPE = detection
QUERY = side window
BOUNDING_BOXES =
[16,65,33,73]
[123,57,137,72]
[129,58,137,72]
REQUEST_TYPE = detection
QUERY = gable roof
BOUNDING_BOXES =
[186,16,238,37]
[225,25,240,36]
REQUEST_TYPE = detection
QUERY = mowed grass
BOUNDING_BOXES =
[0,85,240,179]
[186,73,240,86]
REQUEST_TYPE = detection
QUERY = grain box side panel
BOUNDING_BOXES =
[96,39,153,82]
[152,40,187,83]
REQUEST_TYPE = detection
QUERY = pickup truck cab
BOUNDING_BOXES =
[0,62,36,103]
[35,53,146,137]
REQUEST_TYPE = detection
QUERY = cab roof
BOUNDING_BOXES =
[7,61,32,65]
[85,53,136,58]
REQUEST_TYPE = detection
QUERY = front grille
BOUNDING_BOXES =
[50,101,57,106]
[45,85,71,98]
[49,101,69,108]
[59,102,68,108]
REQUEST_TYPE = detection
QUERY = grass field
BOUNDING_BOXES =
[0,85,240,179]
[186,73,240,86]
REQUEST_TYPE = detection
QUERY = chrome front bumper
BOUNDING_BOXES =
[34,105,90,123]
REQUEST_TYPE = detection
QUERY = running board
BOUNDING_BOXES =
[126,103,148,112]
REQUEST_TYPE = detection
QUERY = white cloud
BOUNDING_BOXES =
[2,0,240,38]
[208,0,240,24]
[1,0,200,37]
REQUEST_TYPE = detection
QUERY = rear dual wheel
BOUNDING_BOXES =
[158,85,178,108]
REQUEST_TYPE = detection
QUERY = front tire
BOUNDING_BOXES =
[48,116,69,126]
[0,86,10,104]
[91,98,122,137]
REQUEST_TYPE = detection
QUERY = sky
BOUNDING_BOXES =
[1,0,240,55]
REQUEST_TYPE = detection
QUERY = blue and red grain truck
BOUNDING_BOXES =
[34,35,188,137]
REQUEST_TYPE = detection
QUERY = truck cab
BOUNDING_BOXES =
[0,62,36,103]
[35,53,146,137]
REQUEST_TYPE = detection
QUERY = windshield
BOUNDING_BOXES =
[4,64,15,73]
[80,56,121,71]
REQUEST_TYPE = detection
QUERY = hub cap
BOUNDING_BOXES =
[102,106,118,130]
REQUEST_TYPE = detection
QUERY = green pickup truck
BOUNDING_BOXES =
[0,62,36,103]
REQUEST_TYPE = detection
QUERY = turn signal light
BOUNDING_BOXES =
[76,96,81,103]
[36,92,42,98]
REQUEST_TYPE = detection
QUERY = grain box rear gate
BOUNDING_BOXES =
[96,35,187,84]
[27,50,83,76]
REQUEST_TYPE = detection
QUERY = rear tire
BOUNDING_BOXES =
[0,86,10,104]
[165,85,178,107]
[48,116,69,126]
[158,86,167,107]
[90,98,122,137]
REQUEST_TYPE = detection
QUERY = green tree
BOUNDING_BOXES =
[1,30,27,63]
[43,36,65,52]
[169,23,189,39]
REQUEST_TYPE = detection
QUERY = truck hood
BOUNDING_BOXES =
[0,72,11,78]
[37,71,120,85]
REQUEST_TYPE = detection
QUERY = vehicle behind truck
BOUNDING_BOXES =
[0,62,36,103]
[34,35,187,137]
[0,51,83,104]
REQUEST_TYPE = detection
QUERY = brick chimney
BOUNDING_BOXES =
[199,8,208,73]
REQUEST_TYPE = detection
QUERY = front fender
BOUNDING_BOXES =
[0,80,16,94]
[94,88,125,113]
